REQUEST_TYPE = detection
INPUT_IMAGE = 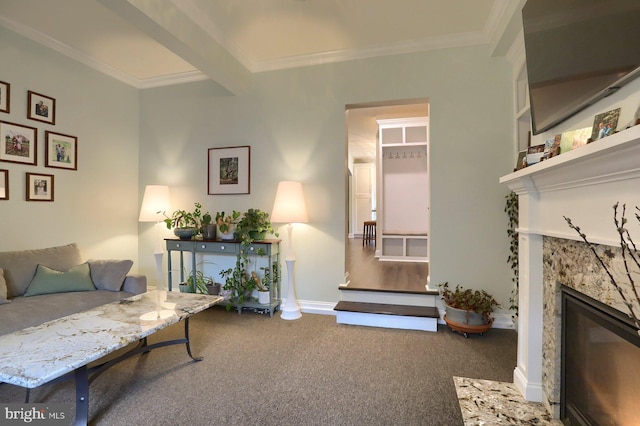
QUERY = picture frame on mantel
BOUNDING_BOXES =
[26,172,54,202]
[0,120,37,165]
[27,90,56,125]
[0,169,8,200]
[0,81,10,114]
[208,145,250,195]
[45,131,77,170]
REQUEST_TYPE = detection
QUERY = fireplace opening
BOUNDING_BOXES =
[561,286,640,426]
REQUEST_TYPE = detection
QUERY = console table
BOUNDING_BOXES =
[165,239,281,316]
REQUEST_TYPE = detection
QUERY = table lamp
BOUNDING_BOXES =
[271,181,309,320]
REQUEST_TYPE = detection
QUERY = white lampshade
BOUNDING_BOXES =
[139,185,171,222]
[271,181,309,224]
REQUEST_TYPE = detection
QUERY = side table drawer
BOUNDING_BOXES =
[194,242,239,254]
[166,240,195,251]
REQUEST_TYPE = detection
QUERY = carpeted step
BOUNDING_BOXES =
[334,301,439,332]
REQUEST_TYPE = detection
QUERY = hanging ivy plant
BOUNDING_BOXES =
[505,191,519,318]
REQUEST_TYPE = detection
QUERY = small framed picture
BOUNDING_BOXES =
[27,91,56,125]
[0,120,37,165]
[515,150,526,171]
[0,169,8,200]
[45,131,77,170]
[0,81,10,114]
[208,145,251,195]
[590,108,621,141]
[26,172,54,202]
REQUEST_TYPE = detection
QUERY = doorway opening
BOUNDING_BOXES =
[345,98,430,293]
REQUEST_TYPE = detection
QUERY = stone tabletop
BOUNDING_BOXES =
[0,291,221,389]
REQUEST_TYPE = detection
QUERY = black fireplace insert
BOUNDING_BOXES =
[561,286,640,425]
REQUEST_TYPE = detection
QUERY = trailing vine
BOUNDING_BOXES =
[505,191,519,317]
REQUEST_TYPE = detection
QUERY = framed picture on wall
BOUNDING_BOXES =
[45,131,77,170]
[0,81,9,114]
[0,120,37,165]
[0,169,8,200]
[208,146,251,195]
[27,91,56,125]
[26,172,54,202]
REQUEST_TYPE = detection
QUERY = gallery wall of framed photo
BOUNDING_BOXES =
[0,80,78,202]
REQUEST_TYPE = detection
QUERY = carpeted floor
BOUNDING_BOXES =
[0,307,517,425]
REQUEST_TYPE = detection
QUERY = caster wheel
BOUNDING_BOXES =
[463,332,469,338]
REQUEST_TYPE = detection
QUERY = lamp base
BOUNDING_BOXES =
[280,304,302,320]
[280,258,301,320]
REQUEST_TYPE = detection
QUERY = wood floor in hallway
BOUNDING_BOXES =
[345,236,430,293]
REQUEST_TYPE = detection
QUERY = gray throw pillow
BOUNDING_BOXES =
[88,259,133,292]
[0,268,10,304]
[24,263,96,297]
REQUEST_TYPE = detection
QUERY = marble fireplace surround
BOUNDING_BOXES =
[500,124,640,417]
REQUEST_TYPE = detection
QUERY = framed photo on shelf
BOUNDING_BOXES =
[0,120,37,165]
[515,150,526,171]
[208,146,250,195]
[0,81,10,114]
[45,131,77,170]
[0,169,8,200]
[590,108,621,141]
[27,91,56,125]
[26,172,54,202]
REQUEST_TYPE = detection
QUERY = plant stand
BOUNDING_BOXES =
[443,316,492,338]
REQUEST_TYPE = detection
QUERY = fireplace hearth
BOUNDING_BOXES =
[561,286,640,425]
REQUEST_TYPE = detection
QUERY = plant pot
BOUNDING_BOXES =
[174,227,197,240]
[217,224,236,240]
[249,230,267,240]
[443,315,492,338]
[178,283,193,293]
[257,290,270,304]
[202,224,216,241]
[444,304,487,326]
[206,282,221,295]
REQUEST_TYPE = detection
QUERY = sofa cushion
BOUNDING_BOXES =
[88,259,133,291]
[0,243,82,298]
[24,263,96,297]
[0,269,9,305]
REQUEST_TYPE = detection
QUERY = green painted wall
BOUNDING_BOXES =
[0,27,140,264]
[139,45,515,310]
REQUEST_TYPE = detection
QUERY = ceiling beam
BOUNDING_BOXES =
[97,0,252,95]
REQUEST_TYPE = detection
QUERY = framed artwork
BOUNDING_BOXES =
[27,91,56,125]
[0,81,9,114]
[0,169,8,200]
[208,146,250,195]
[45,131,77,170]
[590,108,621,141]
[515,150,526,171]
[0,120,37,165]
[26,172,54,202]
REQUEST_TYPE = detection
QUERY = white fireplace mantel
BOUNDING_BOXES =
[499,124,640,408]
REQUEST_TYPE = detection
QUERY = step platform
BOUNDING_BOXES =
[334,301,439,332]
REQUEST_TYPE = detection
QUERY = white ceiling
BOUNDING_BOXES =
[0,0,519,160]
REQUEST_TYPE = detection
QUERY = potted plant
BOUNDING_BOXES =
[162,202,205,240]
[215,210,241,240]
[219,255,257,310]
[179,270,212,294]
[235,208,278,245]
[201,211,216,240]
[438,282,499,337]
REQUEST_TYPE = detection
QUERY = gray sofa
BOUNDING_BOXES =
[0,243,146,336]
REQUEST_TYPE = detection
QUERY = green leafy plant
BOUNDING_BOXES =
[505,191,519,317]
[162,202,207,230]
[235,208,278,246]
[182,270,212,294]
[438,282,499,324]
[215,210,241,234]
[219,255,257,310]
